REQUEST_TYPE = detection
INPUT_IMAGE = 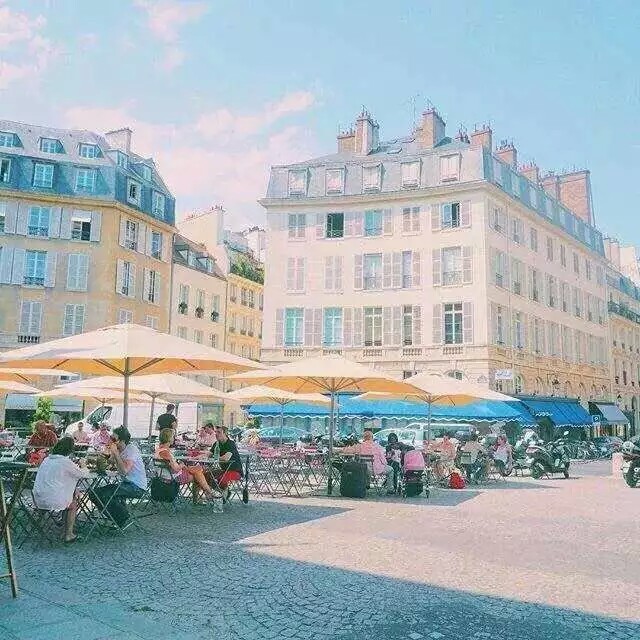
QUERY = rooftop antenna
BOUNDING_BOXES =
[406,93,421,131]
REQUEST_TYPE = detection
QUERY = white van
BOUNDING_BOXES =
[374,421,475,449]
[66,402,200,439]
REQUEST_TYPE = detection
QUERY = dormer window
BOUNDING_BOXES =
[40,138,62,154]
[141,165,152,181]
[116,152,128,169]
[0,132,17,148]
[152,192,165,218]
[325,168,344,195]
[401,161,420,188]
[288,169,307,196]
[440,154,460,182]
[127,179,141,206]
[362,164,381,191]
[79,143,99,159]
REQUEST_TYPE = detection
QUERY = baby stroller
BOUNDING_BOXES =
[400,449,428,498]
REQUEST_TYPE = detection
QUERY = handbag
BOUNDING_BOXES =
[150,476,179,502]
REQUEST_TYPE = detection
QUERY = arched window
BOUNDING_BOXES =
[446,370,464,380]
[564,381,573,397]
[514,375,523,394]
[534,377,544,395]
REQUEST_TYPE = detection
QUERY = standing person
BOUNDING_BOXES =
[156,404,177,432]
[32,436,91,543]
[91,426,147,528]
[210,426,243,501]
[28,420,58,448]
[71,421,90,445]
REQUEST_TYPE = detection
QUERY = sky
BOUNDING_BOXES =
[0,0,639,239]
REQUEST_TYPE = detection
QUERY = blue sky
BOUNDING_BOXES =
[0,0,638,240]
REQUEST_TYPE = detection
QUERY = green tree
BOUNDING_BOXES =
[32,396,53,432]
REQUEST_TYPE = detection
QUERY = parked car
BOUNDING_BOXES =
[255,426,307,445]
[374,422,475,449]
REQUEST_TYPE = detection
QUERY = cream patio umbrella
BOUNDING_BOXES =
[0,381,41,395]
[355,371,518,446]
[226,385,332,445]
[0,368,74,383]
[0,324,262,429]
[57,373,228,437]
[39,387,155,406]
[230,354,417,492]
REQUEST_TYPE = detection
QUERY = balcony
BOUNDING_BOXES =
[211,311,219,322]
[240,329,247,335]
[23,276,44,286]
[27,226,48,237]
[195,307,204,319]
[443,272,462,286]
[18,335,40,344]
[442,345,463,356]
[322,348,342,355]
[402,347,422,357]
[608,301,640,325]
[283,348,304,358]
[362,348,383,357]
[248,330,254,337]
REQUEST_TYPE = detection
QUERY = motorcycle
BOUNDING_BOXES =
[526,432,571,479]
[621,437,640,488]
[512,431,541,473]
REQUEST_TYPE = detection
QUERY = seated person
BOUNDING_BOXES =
[91,423,111,449]
[196,422,217,447]
[492,435,512,473]
[71,421,91,445]
[209,425,244,500]
[0,425,15,447]
[32,436,90,543]
[459,431,487,481]
[28,420,58,448]
[344,429,394,494]
[91,427,147,528]
[432,432,457,479]
[155,428,215,502]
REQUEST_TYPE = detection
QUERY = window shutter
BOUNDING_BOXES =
[60,208,72,239]
[412,306,422,345]
[44,252,56,288]
[11,248,25,285]
[4,200,18,234]
[296,257,305,291]
[354,212,364,236]
[49,207,61,238]
[335,256,343,291]
[412,208,421,232]
[67,254,78,290]
[432,249,441,286]
[392,252,402,288]
[138,222,147,254]
[16,205,28,235]
[463,302,473,344]
[383,253,392,289]
[354,254,363,290]
[19,301,30,334]
[324,256,333,291]
[78,254,89,291]
[503,253,510,288]
[383,209,393,235]
[463,247,473,284]
[344,212,353,237]
[286,257,295,291]
[90,211,102,241]
[353,308,363,346]
[343,308,353,347]
[383,307,392,345]
[432,304,442,344]
[313,308,322,346]
[315,213,326,239]
[431,204,441,231]
[412,251,421,287]
[402,208,411,233]
[145,226,153,256]
[154,273,161,305]
[523,313,529,350]
[116,259,124,293]
[304,308,314,346]
[0,247,14,284]
[490,303,497,344]
[63,304,75,336]
[275,309,284,346]
[392,306,402,346]
[460,201,471,227]
[143,268,151,302]
[129,264,137,298]
[118,217,126,247]
[30,302,42,335]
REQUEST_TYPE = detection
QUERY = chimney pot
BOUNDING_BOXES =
[416,108,446,148]
[104,127,132,154]
[495,140,517,168]
[469,125,492,150]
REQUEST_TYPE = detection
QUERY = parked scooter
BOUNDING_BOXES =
[512,430,540,473]
[526,432,571,479]
[621,437,640,487]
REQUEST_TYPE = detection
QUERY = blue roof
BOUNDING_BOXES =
[514,397,593,429]
[246,394,535,424]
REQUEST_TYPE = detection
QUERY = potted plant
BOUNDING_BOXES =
[195,306,204,318]
[178,302,188,314]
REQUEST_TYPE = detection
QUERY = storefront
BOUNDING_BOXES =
[511,396,593,441]
[588,402,630,439]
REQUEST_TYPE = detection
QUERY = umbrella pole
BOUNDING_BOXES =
[327,391,336,496]
[148,395,156,442]
[279,402,284,446]
[427,399,432,449]
[123,357,130,430]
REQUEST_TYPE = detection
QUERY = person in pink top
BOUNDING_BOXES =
[91,423,112,449]
[344,429,394,494]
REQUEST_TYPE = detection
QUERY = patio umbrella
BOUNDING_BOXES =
[356,371,517,446]
[226,385,332,445]
[230,354,416,493]
[0,381,41,395]
[56,373,228,437]
[0,323,262,429]
[0,368,74,383]
[38,387,155,406]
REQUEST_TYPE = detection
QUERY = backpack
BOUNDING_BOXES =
[339,461,368,498]
[449,471,466,490]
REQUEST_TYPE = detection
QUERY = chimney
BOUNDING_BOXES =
[541,172,560,199]
[520,162,540,185]
[416,108,446,148]
[354,109,379,155]
[557,169,594,225]
[337,127,355,154]
[104,128,132,154]
[604,237,621,269]
[495,140,517,168]
[470,125,492,150]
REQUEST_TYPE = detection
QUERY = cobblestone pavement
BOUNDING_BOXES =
[1,460,639,639]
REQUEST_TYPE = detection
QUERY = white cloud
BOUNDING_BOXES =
[134,0,208,71]
[0,2,56,90]
[63,91,318,227]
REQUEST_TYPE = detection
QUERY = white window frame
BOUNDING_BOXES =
[401,160,420,188]
[145,269,159,304]
[150,231,162,259]
[75,167,96,193]
[40,138,59,153]
[402,206,420,233]
[0,202,5,233]
[363,253,383,290]
[284,308,304,346]
[119,309,133,324]
[24,250,47,286]
[0,132,15,148]
[288,169,307,196]
[141,165,152,181]
[325,168,344,195]
[442,247,463,286]
[71,214,92,241]
[288,213,306,240]
[363,306,383,347]
[152,192,165,218]
[362,164,381,192]
[117,152,128,169]
[63,304,85,336]
[78,143,98,159]
[28,206,50,237]
[440,154,460,182]
[124,220,138,251]
[0,157,11,183]
[127,179,141,206]
[33,163,54,188]
[145,315,158,329]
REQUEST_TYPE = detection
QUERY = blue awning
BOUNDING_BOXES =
[516,397,592,428]
[590,402,629,425]
[246,394,535,425]
[5,394,83,412]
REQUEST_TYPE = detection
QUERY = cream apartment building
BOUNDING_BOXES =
[259,108,611,399]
